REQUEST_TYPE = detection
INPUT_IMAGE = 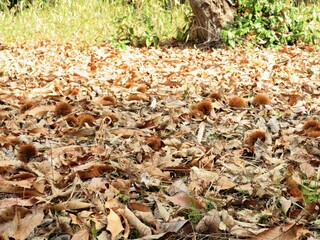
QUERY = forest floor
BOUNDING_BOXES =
[0,40,320,239]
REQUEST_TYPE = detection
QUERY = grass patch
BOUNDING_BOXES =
[0,0,191,45]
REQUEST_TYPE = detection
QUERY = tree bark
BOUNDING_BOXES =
[189,0,236,44]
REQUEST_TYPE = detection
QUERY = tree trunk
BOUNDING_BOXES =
[189,0,236,44]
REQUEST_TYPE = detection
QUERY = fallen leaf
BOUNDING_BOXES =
[71,229,89,240]
[124,206,152,237]
[196,209,221,234]
[13,207,44,240]
[250,222,307,240]
[51,200,94,211]
[107,209,124,240]
[0,198,34,209]
[165,192,204,209]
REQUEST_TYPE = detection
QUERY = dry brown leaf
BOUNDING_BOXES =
[216,176,236,191]
[97,231,110,240]
[51,200,94,211]
[196,209,221,234]
[0,185,43,198]
[165,192,204,210]
[155,199,170,222]
[124,206,152,237]
[297,201,320,221]
[24,105,55,117]
[0,179,33,188]
[130,202,152,212]
[13,207,44,240]
[134,210,157,227]
[0,207,19,237]
[299,162,315,179]
[75,164,115,179]
[0,198,34,209]
[279,197,292,215]
[231,225,256,238]
[250,222,307,240]
[66,127,96,137]
[285,176,304,202]
[107,209,124,240]
[161,220,189,233]
[110,128,147,138]
[29,127,50,135]
[71,229,89,240]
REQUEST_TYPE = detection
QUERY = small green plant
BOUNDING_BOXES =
[301,180,319,203]
[187,207,204,225]
[110,8,161,47]
[90,221,98,239]
[221,0,320,47]
[175,8,193,43]
[116,192,130,203]
[205,200,216,212]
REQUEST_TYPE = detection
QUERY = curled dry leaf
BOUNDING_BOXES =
[99,95,117,105]
[51,200,94,211]
[20,101,35,113]
[124,206,152,237]
[161,220,189,233]
[133,210,157,227]
[196,209,221,234]
[279,196,291,215]
[155,199,170,222]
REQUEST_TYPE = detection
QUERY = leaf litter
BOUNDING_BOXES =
[0,40,320,239]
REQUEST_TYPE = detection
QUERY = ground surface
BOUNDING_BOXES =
[0,40,320,239]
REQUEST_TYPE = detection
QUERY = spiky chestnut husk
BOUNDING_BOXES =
[229,96,246,108]
[18,143,38,162]
[194,100,213,116]
[55,102,72,117]
[252,93,271,106]
[245,130,266,146]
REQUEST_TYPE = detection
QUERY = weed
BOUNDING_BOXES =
[221,0,320,47]
[90,221,98,238]
[205,200,215,212]
[301,179,320,203]
[116,191,130,203]
[187,207,204,225]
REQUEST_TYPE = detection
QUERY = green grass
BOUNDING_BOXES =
[301,179,320,204]
[0,0,191,45]
[1,0,319,47]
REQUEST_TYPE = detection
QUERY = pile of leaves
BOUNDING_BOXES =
[0,40,320,239]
